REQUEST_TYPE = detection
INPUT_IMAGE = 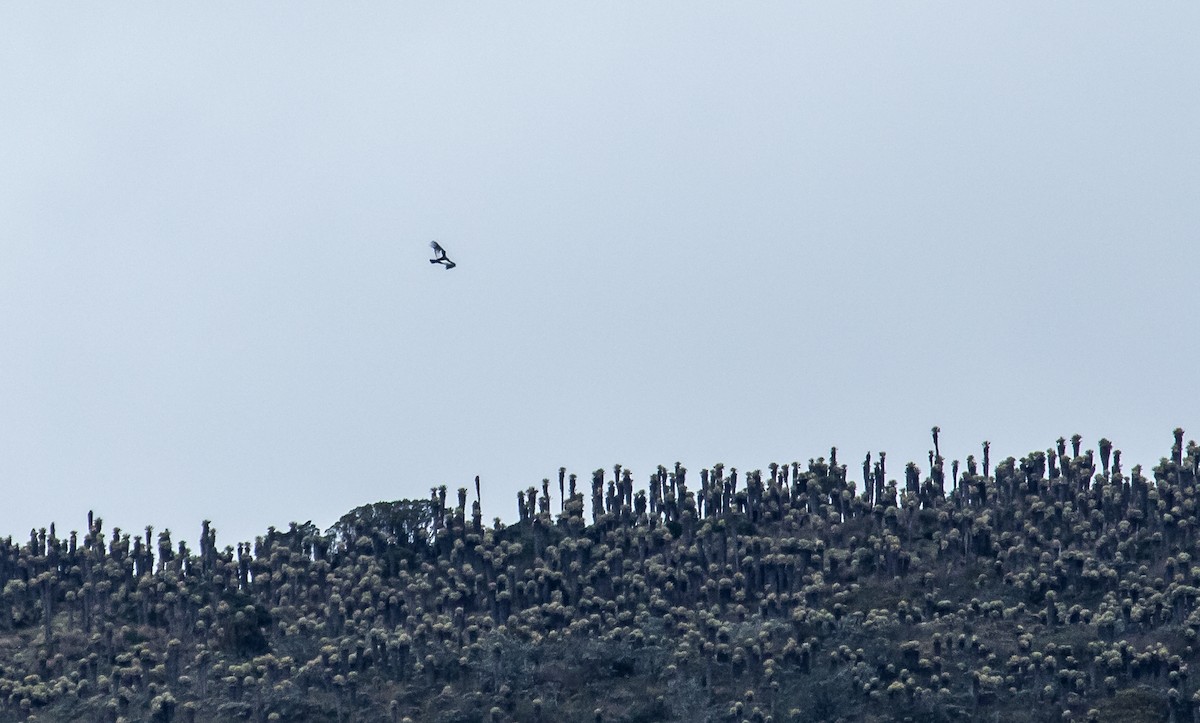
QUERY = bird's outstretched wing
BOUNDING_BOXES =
[430,241,446,258]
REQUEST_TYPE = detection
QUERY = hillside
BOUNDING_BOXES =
[1,429,1198,722]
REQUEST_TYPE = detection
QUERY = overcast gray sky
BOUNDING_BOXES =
[2,4,1197,547]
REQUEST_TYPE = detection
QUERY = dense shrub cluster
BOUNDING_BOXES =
[1,429,1199,722]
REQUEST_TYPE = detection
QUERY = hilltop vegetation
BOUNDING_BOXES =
[1,429,1199,722]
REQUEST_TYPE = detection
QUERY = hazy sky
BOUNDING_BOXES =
[2,4,1197,547]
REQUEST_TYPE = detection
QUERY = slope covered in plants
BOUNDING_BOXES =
[1,429,1198,722]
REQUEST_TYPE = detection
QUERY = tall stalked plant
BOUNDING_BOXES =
[1099,439,1113,477]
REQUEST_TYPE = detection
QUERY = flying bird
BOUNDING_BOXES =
[429,241,456,269]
